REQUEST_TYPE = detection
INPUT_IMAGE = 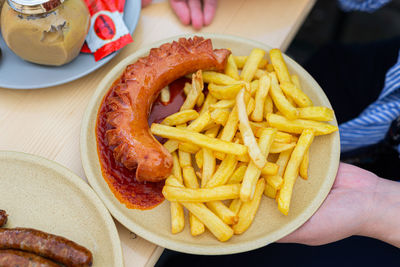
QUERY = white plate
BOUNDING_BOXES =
[0,151,124,267]
[0,0,140,89]
[81,33,340,255]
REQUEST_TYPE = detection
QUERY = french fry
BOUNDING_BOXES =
[162,110,199,126]
[181,70,203,111]
[206,201,238,225]
[210,99,236,110]
[266,63,274,73]
[178,149,191,168]
[291,74,302,91]
[240,128,276,202]
[299,148,309,180]
[251,75,270,122]
[151,124,247,156]
[276,148,294,177]
[225,54,240,80]
[229,198,242,215]
[269,49,291,84]
[260,162,279,176]
[227,165,247,184]
[163,184,241,202]
[264,183,277,198]
[202,71,238,85]
[269,72,298,120]
[204,124,221,138]
[278,129,315,215]
[246,97,255,116]
[160,86,170,104]
[265,175,283,190]
[201,148,216,187]
[233,55,267,69]
[206,154,238,188]
[270,142,296,153]
[236,88,266,169]
[211,108,230,126]
[170,201,185,234]
[171,152,182,183]
[254,69,268,80]
[163,111,211,153]
[280,82,313,108]
[196,92,205,107]
[179,142,200,153]
[200,93,217,114]
[164,176,185,234]
[183,82,192,95]
[188,110,212,131]
[264,95,273,118]
[249,121,269,134]
[195,150,203,169]
[250,80,259,96]
[297,106,334,121]
[264,147,293,197]
[182,202,234,242]
[219,106,239,141]
[240,48,266,82]
[208,83,244,100]
[233,178,265,234]
[267,113,338,135]
[182,166,205,235]
[170,195,185,234]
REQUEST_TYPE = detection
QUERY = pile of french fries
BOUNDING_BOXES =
[151,48,338,242]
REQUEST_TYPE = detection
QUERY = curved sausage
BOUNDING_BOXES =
[0,249,59,267]
[0,228,93,267]
[105,36,230,182]
[0,210,7,227]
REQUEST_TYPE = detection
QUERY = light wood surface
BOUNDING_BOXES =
[0,0,315,266]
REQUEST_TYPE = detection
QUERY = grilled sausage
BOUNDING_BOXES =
[0,210,7,227]
[0,249,60,267]
[105,36,230,182]
[0,228,92,267]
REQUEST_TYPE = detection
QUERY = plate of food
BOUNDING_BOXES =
[80,34,340,254]
[0,151,123,266]
[0,0,140,89]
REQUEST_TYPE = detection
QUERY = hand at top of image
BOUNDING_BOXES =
[142,0,218,30]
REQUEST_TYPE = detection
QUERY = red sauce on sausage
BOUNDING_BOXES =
[96,78,189,210]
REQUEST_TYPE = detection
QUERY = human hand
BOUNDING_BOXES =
[142,0,152,8]
[169,0,217,30]
[279,162,400,247]
[279,163,377,245]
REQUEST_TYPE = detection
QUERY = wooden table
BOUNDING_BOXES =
[0,0,315,266]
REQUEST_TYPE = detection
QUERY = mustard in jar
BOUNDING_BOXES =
[1,0,90,66]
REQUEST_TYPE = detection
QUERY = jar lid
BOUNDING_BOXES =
[7,0,65,15]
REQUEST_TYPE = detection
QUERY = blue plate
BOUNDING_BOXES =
[0,0,141,89]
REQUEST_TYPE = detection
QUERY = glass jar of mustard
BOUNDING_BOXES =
[1,0,90,66]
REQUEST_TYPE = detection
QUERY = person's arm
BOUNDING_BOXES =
[338,0,391,12]
[279,163,400,247]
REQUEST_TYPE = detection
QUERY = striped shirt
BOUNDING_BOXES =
[336,0,400,154]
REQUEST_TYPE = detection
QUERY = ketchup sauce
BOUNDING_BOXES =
[96,77,189,210]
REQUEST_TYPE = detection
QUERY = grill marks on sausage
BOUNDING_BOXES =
[0,228,93,267]
[104,36,230,182]
[0,249,60,267]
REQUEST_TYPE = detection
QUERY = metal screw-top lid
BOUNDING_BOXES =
[7,0,65,15]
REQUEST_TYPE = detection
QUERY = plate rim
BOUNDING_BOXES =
[80,33,340,255]
[0,0,141,89]
[0,150,124,266]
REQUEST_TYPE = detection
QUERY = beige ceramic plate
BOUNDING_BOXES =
[81,34,340,255]
[0,151,124,267]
